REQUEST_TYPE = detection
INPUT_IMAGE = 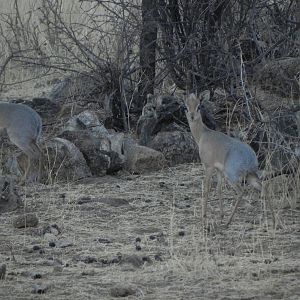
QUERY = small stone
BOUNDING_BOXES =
[83,256,97,264]
[264,258,272,264]
[43,224,61,236]
[79,256,97,264]
[159,181,166,188]
[142,256,152,263]
[0,264,6,280]
[24,246,34,253]
[56,239,74,248]
[110,284,137,297]
[81,269,96,276]
[77,196,92,204]
[154,254,163,261]
[135,245,142,251]
[49,242,56,248]
[32,272,42,279]
[32,283,49,294]
[178,230,185,237]
[121,254,144,268]
[44,233,57,243]
[100,259,108,265]
[97,237,111,244]
[135,237,141,242]
[21,271,31,277]
[32,245,41,251]
[53,265,63,273]
[149,235,156,240]
[13,213,39,228]
[109,257,120,264]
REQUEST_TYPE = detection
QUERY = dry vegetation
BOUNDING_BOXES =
[0,164,299,299]
[0,1,300,299]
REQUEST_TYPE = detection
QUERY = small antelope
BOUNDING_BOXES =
[0,102,42,182]
[184,91,274,227]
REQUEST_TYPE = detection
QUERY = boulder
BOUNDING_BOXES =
[148,131,199,166]
[123,138,166,173]
[13,213,39,228]
[63,110,109,137]
[108,132,125,156]
[59,130,111,176]
[43,138,91,183]
[60,111,125,175]
[59,130,124,175]
[136,94,183,146]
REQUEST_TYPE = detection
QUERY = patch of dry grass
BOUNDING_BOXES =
[0,164,299,299]
[0,0,128,94]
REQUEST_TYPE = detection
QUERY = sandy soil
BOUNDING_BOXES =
[0,164,299,300]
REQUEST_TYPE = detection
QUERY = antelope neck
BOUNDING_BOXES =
[189,118,208,142]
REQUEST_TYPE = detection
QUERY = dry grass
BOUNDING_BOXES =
[0,0,128,91]
[0,3,299,299]
[0,164,299,299]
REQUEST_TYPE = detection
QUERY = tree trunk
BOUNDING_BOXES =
[137,0,158,113]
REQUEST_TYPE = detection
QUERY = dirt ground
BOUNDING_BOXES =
[0,164,299,300]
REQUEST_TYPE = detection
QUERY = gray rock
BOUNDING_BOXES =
[148,131,199,165]
[63,110,109,137]
[13,213,39,228]
[44,137,92,182]
[123,138,166,174]
[52,265,63,273]
[120,254,145,268]
[43,233,57,243]
[60,119,125,175]
[28,272,43,279]
[43,224,61,236]
[81,269,96,276]
[56,239,74,248]
[108,132,124,156]
[59,130,111,176]
[32,283,49,294]
[110,284,138,297]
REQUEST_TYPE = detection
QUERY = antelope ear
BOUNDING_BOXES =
[185,93,197,103]
[185,93,191,101]
[199,90,210,102]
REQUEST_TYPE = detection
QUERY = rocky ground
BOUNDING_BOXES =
[0,164,299,300]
